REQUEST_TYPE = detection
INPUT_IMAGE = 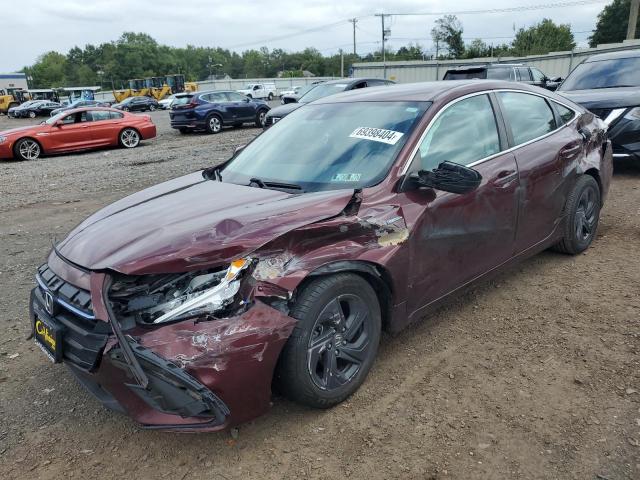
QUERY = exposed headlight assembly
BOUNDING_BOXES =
[109,258,252,325]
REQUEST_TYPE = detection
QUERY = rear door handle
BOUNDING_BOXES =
[560,143,582,158]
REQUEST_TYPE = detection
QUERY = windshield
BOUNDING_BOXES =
[560,57,640,90]
[221,101,430,192]
[298,83,351,103]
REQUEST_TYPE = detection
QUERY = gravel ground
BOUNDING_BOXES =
[0,110,638,480]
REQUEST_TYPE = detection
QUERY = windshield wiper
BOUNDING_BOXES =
[249,177,304,192]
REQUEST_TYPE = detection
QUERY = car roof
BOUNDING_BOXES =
[314,80,567,104]
[56,107,124,114]
[445,63,524,71]
[584,48,640,62]
[323,77,392,86]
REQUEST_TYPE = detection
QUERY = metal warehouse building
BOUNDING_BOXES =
[351,39,640,82]
[0,73,28,91]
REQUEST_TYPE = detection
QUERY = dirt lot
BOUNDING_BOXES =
[0,110,638,480]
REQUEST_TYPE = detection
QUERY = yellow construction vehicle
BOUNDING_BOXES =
[112,79,151,103]
[0,88,27,115]
[113,74,197,102]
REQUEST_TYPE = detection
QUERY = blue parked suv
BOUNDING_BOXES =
[169,90,270,134]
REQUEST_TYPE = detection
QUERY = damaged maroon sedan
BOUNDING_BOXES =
[30,80,612,431]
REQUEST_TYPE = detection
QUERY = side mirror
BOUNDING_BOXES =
[408,161,482,194]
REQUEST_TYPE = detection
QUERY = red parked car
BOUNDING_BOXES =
[0,108,156,161]
[30,81,612,432]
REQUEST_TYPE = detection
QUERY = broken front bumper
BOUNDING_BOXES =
[30,268,296,432]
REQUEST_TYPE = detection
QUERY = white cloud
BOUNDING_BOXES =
[2,0,603,71]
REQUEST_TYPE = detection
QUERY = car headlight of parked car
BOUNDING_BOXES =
[624,106,640,121]
[109,258,251,325]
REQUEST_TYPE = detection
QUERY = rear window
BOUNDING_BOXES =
[444,69,487,80]
[172,95,193,107]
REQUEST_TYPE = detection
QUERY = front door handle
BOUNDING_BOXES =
[493,169,518,188]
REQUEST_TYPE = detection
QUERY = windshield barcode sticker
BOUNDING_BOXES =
[349,127,404,145]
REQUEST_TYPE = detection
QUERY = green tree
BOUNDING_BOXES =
[590,0,639,46]
[27,51,68,87]
[431,15,465,58]
[511,18,575,56]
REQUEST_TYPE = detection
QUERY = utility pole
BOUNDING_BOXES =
[628,0,639,39]
[349,18,358,55]
[375,14,391,79]
[340,49,344,77]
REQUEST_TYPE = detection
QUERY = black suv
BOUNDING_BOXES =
[558,49,640,163]
[112,96,160,112]
[443,64,561,90]
[265,78,395,127]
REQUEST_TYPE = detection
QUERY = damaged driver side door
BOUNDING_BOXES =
[403,92,520,319]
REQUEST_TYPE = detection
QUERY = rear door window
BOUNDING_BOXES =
[225,92,248,102]
[486,67,515,80]
[90,110,111,121]
[498,92,557,145]
[109,111,124,120]
[516,67,532,81]
[443,70,487,80]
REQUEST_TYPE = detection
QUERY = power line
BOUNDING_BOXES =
[384,0,607,16]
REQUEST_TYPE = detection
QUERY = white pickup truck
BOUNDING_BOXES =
[236,83,277,100]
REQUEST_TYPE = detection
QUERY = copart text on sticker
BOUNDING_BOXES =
[349,127,404,145]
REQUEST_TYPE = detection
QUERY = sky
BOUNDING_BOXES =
[2,0,609,72]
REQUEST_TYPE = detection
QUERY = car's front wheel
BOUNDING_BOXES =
[276,273,381,408]
[149,104,156,111]
[119,128,140,148]
[553,175,601,255]
[28,111,36,119]
[13,138,41,161]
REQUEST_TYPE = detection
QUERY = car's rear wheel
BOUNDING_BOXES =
[206,114,222,134]
[268,93,273,101]
[13,138,41,161]
[119,128,140,148]
[149,104,156,111]
[255,109,267,128]
[123,107,130,112]
[553,175,601,255]
[276,273,381,408]
[28,111,36,119]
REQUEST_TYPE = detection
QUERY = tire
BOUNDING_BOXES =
[119,128,140,148]
[13,138,41,161]
[255,109,268,128]
[123,107,130,112]
[149,104,156,111]
[275,273,381,408]
[552,175,601,255]
[206,114,222,134]
[28,111,36,119]
[246,94,252,99]
[268,93,273,101]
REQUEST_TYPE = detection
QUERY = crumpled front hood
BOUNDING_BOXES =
[558,87,640,109]
[56,172,354,275]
